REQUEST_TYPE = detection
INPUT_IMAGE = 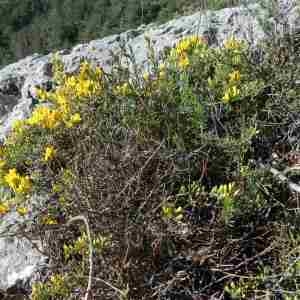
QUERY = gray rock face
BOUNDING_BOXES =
[0,0,299,293]
[0,194,48,292]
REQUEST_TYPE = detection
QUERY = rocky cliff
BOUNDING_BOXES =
[0,0,299,295]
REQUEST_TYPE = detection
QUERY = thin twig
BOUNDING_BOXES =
[116,140,164,199]
[259,162,300,193]
[91,276,128,299]
[224,243,274,272]
[67,215,93,300]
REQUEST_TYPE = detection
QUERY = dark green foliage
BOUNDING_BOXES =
[0,0,237,67]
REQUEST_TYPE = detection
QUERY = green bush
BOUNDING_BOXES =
[0,33,299,299]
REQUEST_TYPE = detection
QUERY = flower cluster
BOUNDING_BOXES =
[172,35,205,56]
[224,37,244,51]
[170,35,207,70]
[114,82,131,97]
[32,61,103,132]
[27,107,62,129]
[162,204,183,221]
[222,69,242,103]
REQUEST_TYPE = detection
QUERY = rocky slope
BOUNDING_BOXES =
[0,0,299,294]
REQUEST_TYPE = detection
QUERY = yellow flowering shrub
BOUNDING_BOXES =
[169,35,207,71]
[0,34,296,300]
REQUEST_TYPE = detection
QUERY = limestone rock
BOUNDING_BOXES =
[0,194,48,292]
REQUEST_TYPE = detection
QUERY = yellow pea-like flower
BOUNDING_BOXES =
[222,86,240,103]
[4,168,21,191]
[224,37,243,50]
[17,206,29,216]
[0,202,9,215]
[228,70,241,83]
[43,216,58,225]
[70,113,81,124]
[36,88,49,101]
[66,113,82,128]
[16,176,32,194]
[178,54,190,69]
[44,146,57,162]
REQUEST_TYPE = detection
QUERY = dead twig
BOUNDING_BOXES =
[259,162,300,193]
[67,215,93,300]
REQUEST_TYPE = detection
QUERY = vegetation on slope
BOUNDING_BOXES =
[0,0,243,67]
[0,33,299,299]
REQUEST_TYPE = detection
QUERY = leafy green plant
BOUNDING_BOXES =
[0,31,299,299]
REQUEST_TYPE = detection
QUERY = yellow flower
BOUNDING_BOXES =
[0,202,9,215]
[4,168,21,191]
[46,110,62,129]
[222,92,231,103]
[55,92,70,113]
[65,76,77,89]
[27,107,62,129]
[114,82,131,96]
[17,206,28,216]
[12,120,26,135]
[222,86,240,103]
[66,113,82,128]
[162,204,184,220]
[71,113,81,124]
[178,54,190,69]
[224,37,243,50]
[70,113,81,124]
[75,79,97,98]
[36,88,49,101]
[143,72,150,81]
[228,70,241,83]
[43,216,58,225]
[44,146,56,162]
[4,169,31,194]
[79,61,91,79]
[94,66,103,78]
[231,86,240,97]
[175,35,204,56]
[16,176,31,194]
